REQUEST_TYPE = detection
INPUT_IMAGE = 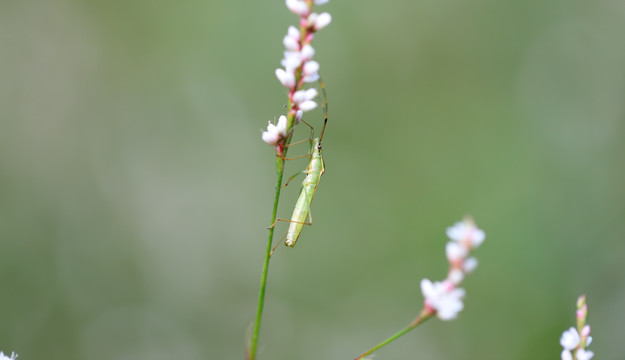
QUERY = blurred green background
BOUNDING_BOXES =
[1,0,624,359]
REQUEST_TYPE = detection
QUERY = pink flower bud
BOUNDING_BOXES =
[295,110,304,123]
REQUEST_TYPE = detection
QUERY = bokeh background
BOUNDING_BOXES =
[2,0,624,359]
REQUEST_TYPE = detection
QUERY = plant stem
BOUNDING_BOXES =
[248,156,286,360]
[353,309,433,360]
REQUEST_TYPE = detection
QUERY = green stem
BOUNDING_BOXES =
[248,156,286,360]
[353,309,433,360]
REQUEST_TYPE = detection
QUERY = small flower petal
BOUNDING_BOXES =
[275,68,296,88]
[420,279,435,298]
[436,289,465,320]
[304,88,318,100]
[281,51,302,72]
[561,350,573,360]
[295,109,304,123]
[303,73,320,83]
[276,115,288,136]
[287,25,300,40]
[560,327,580,350]
[448,268,464,285]
[300,44,315,61]
[286,0,309,16]
[446,219,485,248]
[314,0,329,4]
[303,60,319,74]
[446,241,468,262]
[313,12,332,31]
[261,118,288,146]
[291,90,306,104]
[0,352,18,360]
[420,279,465,321]
[298,100,318,112]
[283,34,299,51]
[262,129,280,146]
[302,60,320,82]
[292,88,318,104]
[576,349,594,360]
[463,257,478,273]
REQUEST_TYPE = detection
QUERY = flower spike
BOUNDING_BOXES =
[420,217,485,321]
[560,296,594,360]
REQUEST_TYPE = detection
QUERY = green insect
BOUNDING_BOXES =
[284,116,327,247]
[271,81,328,249]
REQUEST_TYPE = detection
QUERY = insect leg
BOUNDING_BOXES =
[270,229,288,256]
[281,170,306,188]
[267,217,312,230]
[283,119,315,157]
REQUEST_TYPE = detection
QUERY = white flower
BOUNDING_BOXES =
[446,219,485,248]
[298,100,317,112]
[286,0,309,16]
[292,88,318,103]
[300,44,315,61]
[0,352,17,360]
[448,268,464,285]
[315,0,329,4]
[306,13,332,32]
[292,88,318,111]
[463,257,478,273]
[560,297,594,360]
[275,68,296,88]
[261,116,288,146]
[560,327,580,350]
[445,241,468,262]
[281,50,302,72]
[561,350,573,360]
[282,26,300,51]
[576,349,594,360]
[420,279,465,321]
[313,12,332,31]
[302,60,320,82]
[283,34,299,51]
[261,126,280,146]
[287,25,300,39]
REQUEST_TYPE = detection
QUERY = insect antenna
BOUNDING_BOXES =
[318,76,329,143]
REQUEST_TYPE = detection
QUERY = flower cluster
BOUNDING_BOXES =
[0,352,17,360]
[420,217,485,321]
[261,116,287,146]
[560,296,594,360]
[263,0,331,150]
[277,0,331,94]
